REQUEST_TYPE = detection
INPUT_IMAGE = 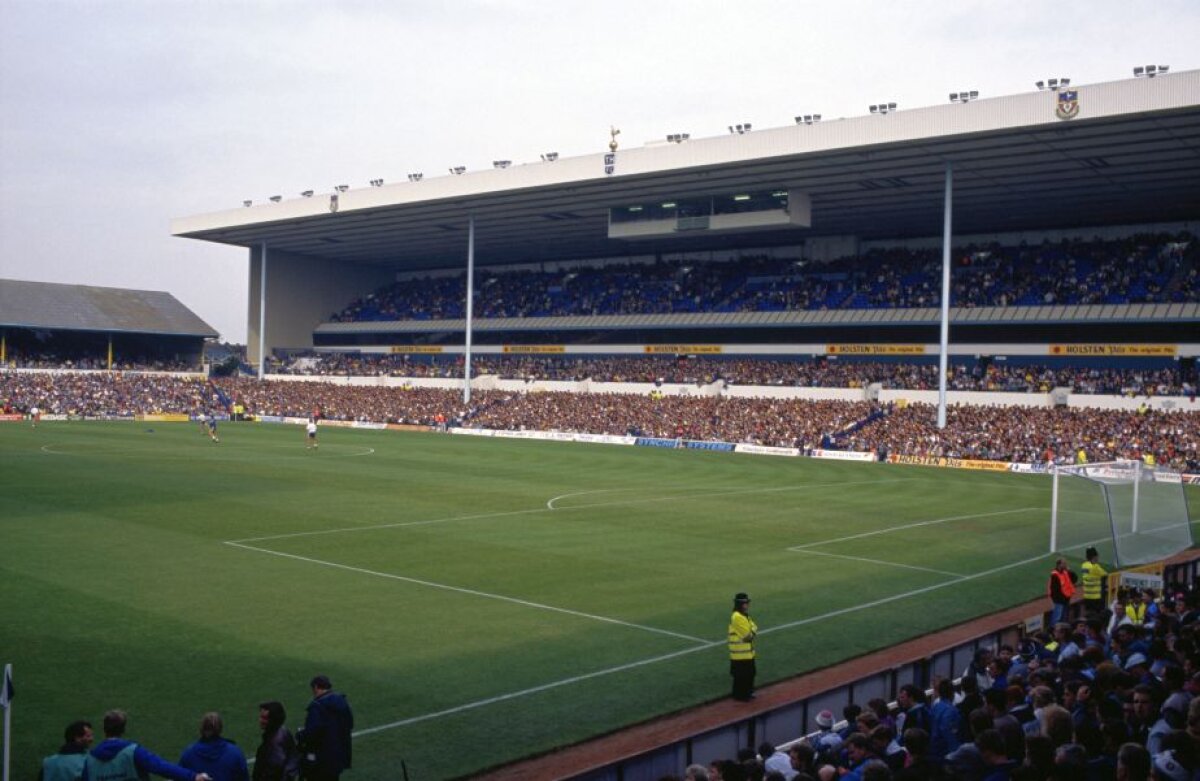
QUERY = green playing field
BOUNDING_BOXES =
[3,421,1196,779]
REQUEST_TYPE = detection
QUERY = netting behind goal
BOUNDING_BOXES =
[1051,460,1193,567]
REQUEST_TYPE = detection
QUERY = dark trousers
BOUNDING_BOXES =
[730,658,756,700]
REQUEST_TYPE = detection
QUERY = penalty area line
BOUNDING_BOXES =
[789,548,966,578]
[224,541,709,645]
[546,476,920,513]
[789,507,1040,551]
[345,547,1060,744]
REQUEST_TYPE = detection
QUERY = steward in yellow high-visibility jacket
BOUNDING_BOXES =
[1081,546,1108,615]
[728,592,758,701]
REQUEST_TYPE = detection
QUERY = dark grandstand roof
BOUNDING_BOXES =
[0,279,218,337]
[173,71,1200,272]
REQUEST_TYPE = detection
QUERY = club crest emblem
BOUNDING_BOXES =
[1055,90,1079,120]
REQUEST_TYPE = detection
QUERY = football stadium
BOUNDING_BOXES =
[4,67,1200,781]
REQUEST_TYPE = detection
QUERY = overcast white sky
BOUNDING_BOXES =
[1,0,1196,343]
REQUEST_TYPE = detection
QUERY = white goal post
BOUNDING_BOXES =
[1051,460,1193,567]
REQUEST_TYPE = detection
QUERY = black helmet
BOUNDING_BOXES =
[734,592,751,606]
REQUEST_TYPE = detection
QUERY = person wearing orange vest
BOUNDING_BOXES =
[1048,558,1078,625]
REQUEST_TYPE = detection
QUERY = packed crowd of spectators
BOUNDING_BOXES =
[5,350,197,372]
[466,393,877,447]
[682,584,1200,781]
[0,372,217,417]
[5,347,1194,399]
[852,403,1200,469]
[5,372,1198,469]
[327,234,1197,323]
[274,353,1196,397]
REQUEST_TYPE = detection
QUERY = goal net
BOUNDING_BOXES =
[1051,460,1193,567]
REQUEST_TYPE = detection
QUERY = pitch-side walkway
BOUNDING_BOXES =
[480,548,1200,781]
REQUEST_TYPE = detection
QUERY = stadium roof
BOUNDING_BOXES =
[173,70,1200,271]
[0,279,218,337]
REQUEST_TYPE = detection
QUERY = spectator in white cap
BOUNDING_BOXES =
[812,709,843,759]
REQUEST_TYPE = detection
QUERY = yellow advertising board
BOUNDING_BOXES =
[887,454,1010,471]
[502,345,566,354]
[140,414,190,423]
[1049,344,1176,357]
[390,346,444,354]
[945,458,1012,472]
[827,344,926,355]
[643,345,722,354]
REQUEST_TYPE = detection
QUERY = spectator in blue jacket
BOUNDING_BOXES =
[179,712,249,781]
[82,709,210,781]
[297,675,353,781]
[930,678,963,758]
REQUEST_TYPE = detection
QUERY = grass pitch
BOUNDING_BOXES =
[3,421,1197,779]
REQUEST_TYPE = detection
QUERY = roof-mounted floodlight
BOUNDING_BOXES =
[1037,77,1070,91]
[300,190,314,197]
[407,173,423,182]
[449,166,466,175]
[869,103,897,114]
[1134,64,1169,77]
[728,123,752,134]
[243,200,252,207]
[949,91,979,103]
[334,184,349,193]
[795,114,821,125]
[666,133,691,143]
[269,195,282,203]
[492,160,511,169]
[369,178,384,187]
[540,152,559,162]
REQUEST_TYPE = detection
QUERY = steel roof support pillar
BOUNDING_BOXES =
[259,242,267,380]
[937,161,953,429]
[464,216,475,404]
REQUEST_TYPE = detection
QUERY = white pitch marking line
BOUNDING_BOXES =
[346,547,1061,743]
[228,477,919,544]
[790,548,966,578]
[761,549,1054,637]
[224,541,709,645]
[560,478,919,514]
[788,507,1039,550]
[546,488,637,510]
[227,507,546,544]
[352,639,723,738]
[38,443,376,459]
